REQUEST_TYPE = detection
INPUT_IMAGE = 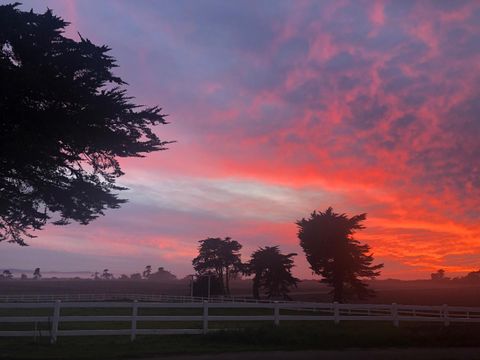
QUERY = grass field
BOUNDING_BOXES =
[1,321,480,360]
[1,304,480,359]
[1,279,480,306]
[0,305,344,333]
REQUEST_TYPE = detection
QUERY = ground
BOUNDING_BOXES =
[1,279,480,306]
[141,348,480,360]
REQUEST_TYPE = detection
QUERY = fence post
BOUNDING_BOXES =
[333,302,340,324]
[131,300,138,341]
[203,300,209,334]
[50,300,61,344]
[442,304,450,327]
[274,301,280,326]
[391,303,399,327]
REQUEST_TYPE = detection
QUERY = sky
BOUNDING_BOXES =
[1,0,480,280]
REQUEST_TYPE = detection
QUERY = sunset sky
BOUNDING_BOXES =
[2,0,480,280]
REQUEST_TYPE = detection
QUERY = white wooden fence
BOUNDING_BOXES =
[0,293,284,304]
[1,300,479,343]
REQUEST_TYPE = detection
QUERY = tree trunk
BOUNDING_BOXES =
[218,268,225,295]
[333,278,344,302]
[252,277,260,299]
[333,263,344,302]
[225,266,230,295]
[333,250,346,302]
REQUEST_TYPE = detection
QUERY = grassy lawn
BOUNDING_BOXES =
[1,321,480,360]
[0,305,334,331]
[1,304,480,359]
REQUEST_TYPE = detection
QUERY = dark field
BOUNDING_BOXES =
[1,322,480,360]
[1,279,480,306]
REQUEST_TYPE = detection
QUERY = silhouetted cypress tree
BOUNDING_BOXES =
[245,246,299,300]
[0,4,171,245]
[192,237,243,295]
[297,207,383,302]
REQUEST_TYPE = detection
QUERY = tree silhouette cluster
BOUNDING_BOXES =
[192,237,299,299]
[0,4,171,245]
[191,208,383,302]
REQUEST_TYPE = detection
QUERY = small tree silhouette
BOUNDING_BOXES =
[33,268,42,280]
[431,269,447,281]
[1,270,13,280]
[149,267,177,281]
[101,269,113,280]
[143,265,152,279]
[245,246,300,300]
[192,237,243,295]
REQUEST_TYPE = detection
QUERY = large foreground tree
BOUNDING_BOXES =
[192,237,243,295]
[245,246,299,300]
[0,4,171,245]
[297,207,383,302]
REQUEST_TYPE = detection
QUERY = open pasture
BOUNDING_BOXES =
[1,279,480,306]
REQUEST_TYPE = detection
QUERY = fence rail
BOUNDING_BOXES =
[1,300,479,343]
[0,293,284,304]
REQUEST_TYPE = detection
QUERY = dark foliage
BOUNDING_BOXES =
[192,237,243,295]
[143,265,152,279]
[463,270,480,282]
[192,274,223,297]
[148,266,176,281]
[0,269,13,280]
[101,268,113,280]
[0,4,171,245]
[33,267,41,279]
[431,269,448,281]
[129,273,142,281]
[297,207,383,302]
[245,246,299,299]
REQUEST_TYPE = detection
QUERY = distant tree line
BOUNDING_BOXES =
[91,266,177,282]
[0,266,177,282]
[0,268,41,280]
[431,268,480,283]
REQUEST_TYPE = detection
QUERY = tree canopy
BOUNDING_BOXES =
[0,4,171,245]
[33,267,41,280]
[143,265,152,279]
[192,237,243,295]
[245,246,299,300]
[148,267,177,282]
[297,207,383,302]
